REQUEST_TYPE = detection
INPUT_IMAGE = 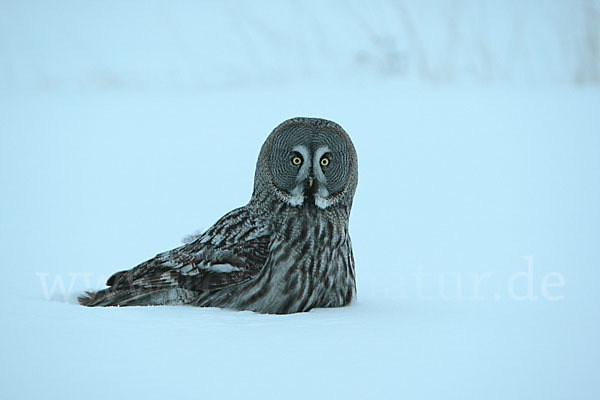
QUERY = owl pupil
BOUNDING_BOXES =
[292,156,302,166]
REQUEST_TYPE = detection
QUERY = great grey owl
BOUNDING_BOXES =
[79,117,358,314]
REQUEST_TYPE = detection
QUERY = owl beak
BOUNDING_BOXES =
[308,177,314,188]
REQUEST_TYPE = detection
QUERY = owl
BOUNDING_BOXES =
[79,117,358,314]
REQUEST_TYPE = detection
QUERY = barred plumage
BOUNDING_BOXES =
[79,117,358,314]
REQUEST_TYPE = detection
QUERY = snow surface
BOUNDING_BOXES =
[1,1,600,399]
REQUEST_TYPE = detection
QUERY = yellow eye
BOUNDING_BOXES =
[320,157,330,167]
[292,156,303,166]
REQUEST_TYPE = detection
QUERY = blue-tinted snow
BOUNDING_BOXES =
[1,1,599,399]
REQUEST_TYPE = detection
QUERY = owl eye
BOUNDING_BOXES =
[320,157,330,167]
[291,155,303,166]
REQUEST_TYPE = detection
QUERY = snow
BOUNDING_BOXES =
[1,1,600,399]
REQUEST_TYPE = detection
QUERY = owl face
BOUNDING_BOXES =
[265,118,357,209]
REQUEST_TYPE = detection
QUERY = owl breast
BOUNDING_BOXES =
[195,203,356,314]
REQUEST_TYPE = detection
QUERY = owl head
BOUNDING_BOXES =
[253,117,358,210]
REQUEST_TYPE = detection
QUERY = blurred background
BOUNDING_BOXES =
[1,0,599,91]
[1,1,599,399]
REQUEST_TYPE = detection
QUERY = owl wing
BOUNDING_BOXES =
[105,206,270,293]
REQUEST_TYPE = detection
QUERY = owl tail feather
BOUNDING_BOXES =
[78,288,143,307]
[78,287,196,307]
